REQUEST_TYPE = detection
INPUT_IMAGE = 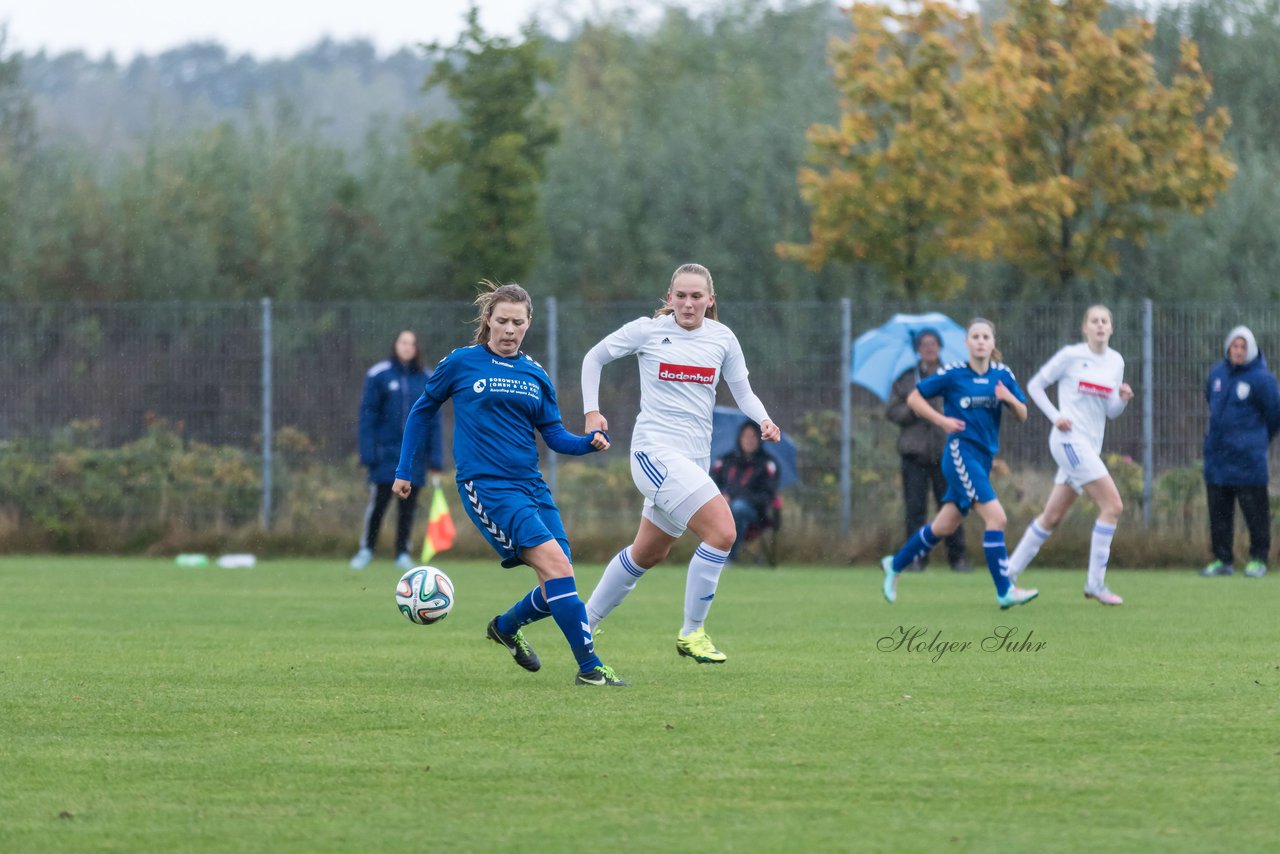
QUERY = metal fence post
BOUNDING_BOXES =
[546,296,559,499]
[1142,297,1154,527]
[261,297,274,531]
[840,298,852,539]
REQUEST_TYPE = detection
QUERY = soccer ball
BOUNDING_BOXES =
[395,566,455,625]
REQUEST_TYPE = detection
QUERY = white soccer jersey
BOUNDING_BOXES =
[1029,342,1127,452]
[600,314,749,462]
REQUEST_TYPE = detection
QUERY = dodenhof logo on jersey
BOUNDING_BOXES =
[472,379,486,393]
[658,363,716,385]
[960,395,999,410]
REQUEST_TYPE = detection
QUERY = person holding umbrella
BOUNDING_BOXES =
[881,318,1038,609]
[886,328,969,572]
[851,311,967,401]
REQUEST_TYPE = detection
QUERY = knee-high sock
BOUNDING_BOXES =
[1087,521,1116,590]
[495,585,550,636]
[983,530,1011,597]
[585,547,646,631]
[892,525,940,572]
[544,576,600,672]
[1007,520,1052,582]
[682,543,730,636]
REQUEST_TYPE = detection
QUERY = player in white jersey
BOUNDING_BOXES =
[580,263,780,664]
[1006,305,1134,604]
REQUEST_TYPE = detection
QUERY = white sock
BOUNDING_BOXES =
[681,543,730,636]
[585,547,646,631]
[1087,521,1116,591]
[1007,520,1052,582]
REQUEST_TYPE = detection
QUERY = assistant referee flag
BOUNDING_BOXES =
[420,485,456,563]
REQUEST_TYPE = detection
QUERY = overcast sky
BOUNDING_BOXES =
[1,0,740,59]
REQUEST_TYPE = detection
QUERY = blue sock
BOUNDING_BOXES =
[495,585,550,636]
[543,576,601,672]
[893,525,940,571]
[984,530,1011,596]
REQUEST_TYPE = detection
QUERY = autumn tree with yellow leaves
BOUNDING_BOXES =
[780,1,1006,299]
[784,0,1235,297]
[992,0,1235,291]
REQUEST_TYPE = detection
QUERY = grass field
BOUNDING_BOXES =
[2,556,1277,852]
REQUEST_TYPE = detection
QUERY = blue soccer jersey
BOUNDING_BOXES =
[396,344,596,484]
[915,361,1027,457]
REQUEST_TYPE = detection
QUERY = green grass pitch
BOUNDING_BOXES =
[2,556,1276,852]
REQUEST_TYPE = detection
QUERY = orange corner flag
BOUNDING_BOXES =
[420,485,457,564]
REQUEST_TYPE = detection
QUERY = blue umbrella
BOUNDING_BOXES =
[711,406,799,489]
[851,312,968,402]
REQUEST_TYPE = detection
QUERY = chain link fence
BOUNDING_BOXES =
[0,298,1272,561]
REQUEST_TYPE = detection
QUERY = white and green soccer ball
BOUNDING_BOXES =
[395,566,455,625]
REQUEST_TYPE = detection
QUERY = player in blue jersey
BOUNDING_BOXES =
[880,318,1039,609]
[393,282,628,687]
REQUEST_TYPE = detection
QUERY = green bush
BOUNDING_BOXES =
[0,418,259,552]
[0,418,1248,566]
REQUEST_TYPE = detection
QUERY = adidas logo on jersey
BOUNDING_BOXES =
[661,337,672,344]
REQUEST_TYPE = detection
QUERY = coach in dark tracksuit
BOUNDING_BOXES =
[1201,325,1280,578]
[351,330,443,570]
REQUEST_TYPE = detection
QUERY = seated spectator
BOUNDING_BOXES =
[712,421,780,562]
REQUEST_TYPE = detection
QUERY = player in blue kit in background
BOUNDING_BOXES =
[880,317,1039,609]
[393,281,628,687]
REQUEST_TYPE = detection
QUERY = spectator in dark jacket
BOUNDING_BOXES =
[886,329,969,572]
[712,421,779,562]
[351,330,444,571]
[1200,325,1280,578]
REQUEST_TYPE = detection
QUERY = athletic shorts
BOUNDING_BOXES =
[1049,434,1109,493]
[940,437,997,513]
[630,447,722,538]
[457,478,570,569]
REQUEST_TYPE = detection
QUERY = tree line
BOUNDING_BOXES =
[0,0,1277,304]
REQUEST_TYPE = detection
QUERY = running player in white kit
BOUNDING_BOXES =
[1005,305,1134,604]
[580,263,780,664]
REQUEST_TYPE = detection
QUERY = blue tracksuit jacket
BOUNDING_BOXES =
[1203,355,1280,486]
[359,359,443,485]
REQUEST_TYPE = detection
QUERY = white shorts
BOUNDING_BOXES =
[1050,435,1109,493]
[630,447,721,538]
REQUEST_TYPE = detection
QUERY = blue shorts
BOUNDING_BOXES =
[940,438,997,513]
[458,478,570,569]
